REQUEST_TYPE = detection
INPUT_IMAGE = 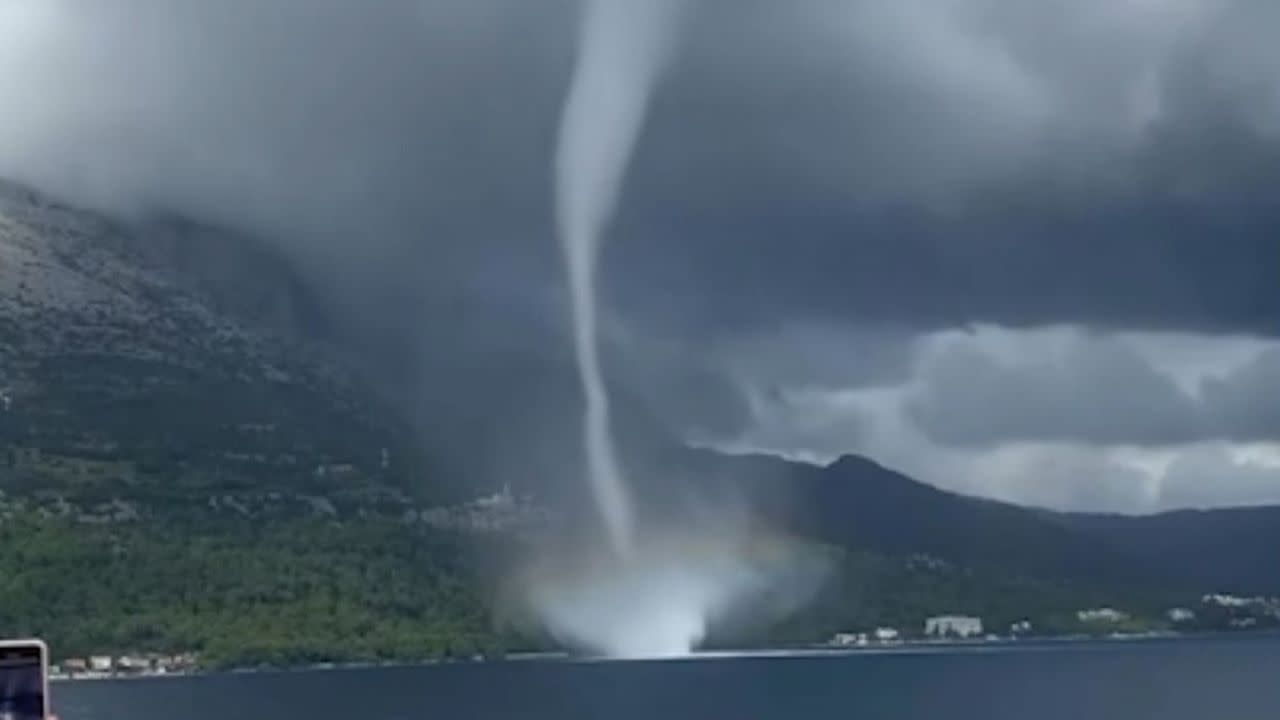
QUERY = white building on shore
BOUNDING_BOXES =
[873,627,900,643]
[1203,593,1263,608]
[925,616,983,638]
[831,632,867,647]
[1077,608,1128,623]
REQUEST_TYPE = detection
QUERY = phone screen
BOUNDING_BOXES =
[0,645,44,720]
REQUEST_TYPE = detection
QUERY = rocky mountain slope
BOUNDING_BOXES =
[0,180,452,514]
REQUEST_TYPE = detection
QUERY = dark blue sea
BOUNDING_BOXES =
[54,635,1280,719]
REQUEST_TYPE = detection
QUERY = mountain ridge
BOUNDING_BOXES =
[4,176,1277,596]
[663,448,1280,594]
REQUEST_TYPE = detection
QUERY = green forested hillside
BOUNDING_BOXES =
[0,513,508,668]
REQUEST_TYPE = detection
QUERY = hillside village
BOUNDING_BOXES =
[828,592,1280,648]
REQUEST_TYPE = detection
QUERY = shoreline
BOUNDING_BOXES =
[48,630,1280,682]
[50,653,571,684]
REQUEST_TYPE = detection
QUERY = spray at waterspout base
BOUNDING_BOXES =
[512,528,832,659]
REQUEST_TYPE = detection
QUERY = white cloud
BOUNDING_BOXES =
[1157,443,1280,510]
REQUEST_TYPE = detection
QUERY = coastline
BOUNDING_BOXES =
[50,652,572,684]
[48,630,1280,682]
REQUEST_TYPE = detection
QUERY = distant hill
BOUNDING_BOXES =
[1052,507,1280,594]
[642,448,1280,595]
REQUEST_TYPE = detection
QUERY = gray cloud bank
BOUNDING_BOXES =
[908,332,1280,448]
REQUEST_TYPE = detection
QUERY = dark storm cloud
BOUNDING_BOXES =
[3,0,1280,343]
[609,0,1280,337]
[0,0,571,269]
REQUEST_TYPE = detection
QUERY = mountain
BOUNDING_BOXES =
[0,181,1276,665]
[1053,507,1280,594]
[642,448,1280,595]
[0,180,454,504]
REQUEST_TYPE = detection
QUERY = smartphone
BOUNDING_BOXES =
[0,639,48,720]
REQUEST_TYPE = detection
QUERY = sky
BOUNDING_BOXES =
[1,0,1279,512]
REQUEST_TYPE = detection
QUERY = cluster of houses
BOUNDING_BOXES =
[52,653,198,679]
[1201,593,1279,612]
[1076,607,1130,624]
[1198,593,1280,629]
[1080,595,1280,629]
[410,484,547,534]
[831,627,904,647]
[831,615,990,647]
[830,596,1280,648]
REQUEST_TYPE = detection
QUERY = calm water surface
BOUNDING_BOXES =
[55,636,1280,720]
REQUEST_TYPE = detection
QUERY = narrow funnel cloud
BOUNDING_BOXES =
[555,0,683,556]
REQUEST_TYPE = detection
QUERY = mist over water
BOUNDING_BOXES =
[511,526,832,659]
[554,0,683,558]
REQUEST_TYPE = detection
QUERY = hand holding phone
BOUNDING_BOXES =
[0,639,50,720]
